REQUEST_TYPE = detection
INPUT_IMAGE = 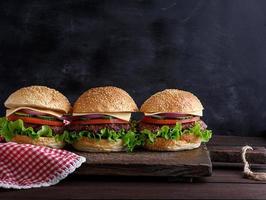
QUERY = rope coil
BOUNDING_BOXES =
[242,145,266,181]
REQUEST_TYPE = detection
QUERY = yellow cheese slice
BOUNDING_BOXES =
[6,107,64,118]
[144,110,203,117]
[72,112,131,121]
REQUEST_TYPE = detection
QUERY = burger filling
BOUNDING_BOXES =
[64,114,141,152]
[0,109,70,142]
[139,113,212,144]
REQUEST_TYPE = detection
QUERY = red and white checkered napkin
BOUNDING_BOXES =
[0,142,86,189]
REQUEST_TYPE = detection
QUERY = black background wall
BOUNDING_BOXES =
[0,0,266,136]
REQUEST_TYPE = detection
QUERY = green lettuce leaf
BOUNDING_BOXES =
[52,130,80,143]
[141,122,212,143]
[0,117,57,141]
[123,130,145,152]
[0,117,7,128]
[66,128,143,152]
[187,123,212,142]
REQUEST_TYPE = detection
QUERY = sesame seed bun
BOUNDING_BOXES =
[144,137,201,151]
[4,86,71,114]
[11,135,65,149]
[72,137,126,152]
[73,86,138,113]
[140,89,203,116]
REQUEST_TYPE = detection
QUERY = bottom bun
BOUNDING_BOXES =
[72,137,126,152]
[11,135,65,149]
[144,137,201,151]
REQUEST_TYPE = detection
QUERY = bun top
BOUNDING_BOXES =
[140,89,203,115]
[4,86,71,113]
[73,86,138,113]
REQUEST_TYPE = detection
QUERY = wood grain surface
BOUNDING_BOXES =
[208,135,266,164]
[1,136,266,199]
[75,144,212,177]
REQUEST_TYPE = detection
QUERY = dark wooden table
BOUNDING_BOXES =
[1,135,266,199]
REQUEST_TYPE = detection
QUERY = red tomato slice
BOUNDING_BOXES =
[71,118,128,125]
[141,116,200,125]
[7,115,64,126]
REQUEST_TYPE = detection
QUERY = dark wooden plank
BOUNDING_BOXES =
[207,136,266,165]
[213,162,266,169]
[209,146,266,164]
[199,169,266,184]
[1,170,266,199]
[74,145,212,178]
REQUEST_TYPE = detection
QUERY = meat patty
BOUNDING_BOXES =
[138,120,207,132]
[23,123,65,134]
[66,123,131,133]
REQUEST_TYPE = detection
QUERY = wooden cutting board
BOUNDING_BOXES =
[74,144,212,178]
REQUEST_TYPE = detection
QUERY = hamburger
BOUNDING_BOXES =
[67,86,139,152]
[0,86,71,148]
[139,89,212,151]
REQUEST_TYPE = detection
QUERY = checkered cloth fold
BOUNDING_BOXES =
[0,142,86,189]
